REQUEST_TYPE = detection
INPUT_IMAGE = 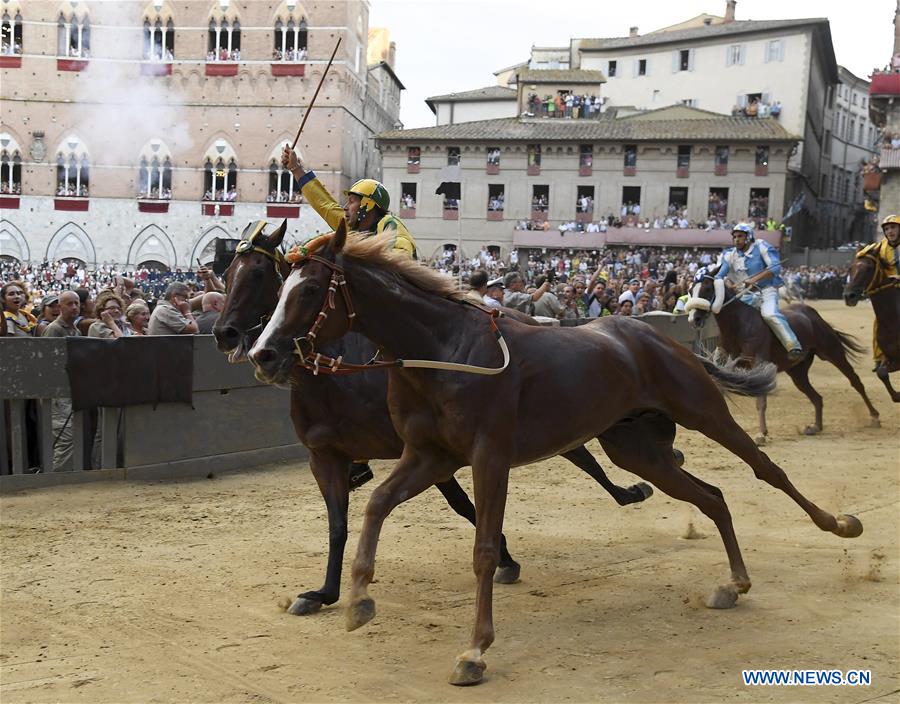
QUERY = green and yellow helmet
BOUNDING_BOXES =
[345,179,390,224]
[880,214,900,230]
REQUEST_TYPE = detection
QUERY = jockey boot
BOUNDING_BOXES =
[349,462,374,491]
[787,347,805,362]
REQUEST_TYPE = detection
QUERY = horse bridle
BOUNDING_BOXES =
[230,222,288,339]
[287,255,511,377]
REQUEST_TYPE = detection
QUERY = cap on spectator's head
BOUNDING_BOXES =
[41,294,59,308]
[503,271,521,288]
[628,278,640,285]
[487,278,505,290]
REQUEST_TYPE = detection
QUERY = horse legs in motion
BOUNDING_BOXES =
[290,448,524,615]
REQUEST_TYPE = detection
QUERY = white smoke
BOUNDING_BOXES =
[68,3,193,170]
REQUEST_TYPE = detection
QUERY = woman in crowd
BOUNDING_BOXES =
[125,300,151,336]
[35,294,60,336]
[88,290,130,338]
[1,280,37,337]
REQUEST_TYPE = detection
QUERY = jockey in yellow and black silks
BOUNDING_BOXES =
[857,214,900,366]
[281,145,417,259]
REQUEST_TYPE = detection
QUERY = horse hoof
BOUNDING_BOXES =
[705,585,739,609]
[449,658,486,686]
[754,435,767,447]
[672,448,685,467]
[802,425,821,436]
[345,597,376,631]
[634,482,654,500]
[868,418,881,428]
[835,514,863,539]
[288,596,323,616]
[494,562,521,585]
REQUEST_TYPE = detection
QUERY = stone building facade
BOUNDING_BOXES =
[0,0,402,267]
[376,105,795,261]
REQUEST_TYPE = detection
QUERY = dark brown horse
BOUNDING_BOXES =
[213,220,651,615]
[249,223,862,686]
[687,272,880,443]
[844,251,900,402]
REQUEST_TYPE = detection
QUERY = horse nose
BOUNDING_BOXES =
[249,345,276,367]
[215,324,239,346]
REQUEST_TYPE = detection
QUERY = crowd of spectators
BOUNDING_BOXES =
[523,92,604,119]
[515,211,781,233]
[56,183,89,197]
[266,189,302,204]
[0,181,21,195]
[272,47,307,61]
[203,187,237,202]
[1,40,22,55]
[207,47,240,62]
[139,186,173,200]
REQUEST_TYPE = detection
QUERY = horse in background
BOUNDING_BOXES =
[213,220,652,615]
[249,223,862,687]
[844,250,900,402]
[687,270,880,444]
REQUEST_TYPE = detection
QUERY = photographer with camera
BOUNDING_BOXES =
[502,270,551,314]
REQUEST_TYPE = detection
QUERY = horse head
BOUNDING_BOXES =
[248,220,353,384]
[684,265,726,329]
[213,219,289,362]
[843,252,878,307]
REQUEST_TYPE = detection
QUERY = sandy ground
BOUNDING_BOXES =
[1,301,898,704]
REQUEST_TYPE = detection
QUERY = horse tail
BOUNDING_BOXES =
[698,354,777,397]
[834,329,866,362]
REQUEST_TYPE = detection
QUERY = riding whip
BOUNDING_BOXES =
[291,37,342,150]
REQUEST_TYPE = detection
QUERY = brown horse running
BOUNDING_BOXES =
[844,251,900,402]
[687,272,880,443]
[248,223,862,686]
[213,220,651,615]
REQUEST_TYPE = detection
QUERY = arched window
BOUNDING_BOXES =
[57,10,91,58]
[138,157,172,199]
[208,18,240,62]
[143,14,175,61]
[56,136,90,197]
[1,11,23,55]
[204,158,238,202]
[273,16,307,61]
[0,134,22,194]
[268,160,299,202]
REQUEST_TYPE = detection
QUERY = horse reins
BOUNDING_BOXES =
[231,223,288,339]
[289,256,511,377]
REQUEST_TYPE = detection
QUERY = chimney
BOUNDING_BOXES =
[629,26,639,37]
[388,41,396,68]
[725,0,736,22]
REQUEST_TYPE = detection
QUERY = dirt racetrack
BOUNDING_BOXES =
[1,301,898,703]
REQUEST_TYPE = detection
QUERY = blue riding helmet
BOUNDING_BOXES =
[693,266,708,283]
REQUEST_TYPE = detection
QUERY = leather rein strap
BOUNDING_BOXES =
[290,256,511,377]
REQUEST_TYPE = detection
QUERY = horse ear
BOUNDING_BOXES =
[270,219,287,248]
[332,218,347,253]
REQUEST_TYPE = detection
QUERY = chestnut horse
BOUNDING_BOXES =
[213,220,651,615]
[843,250,900,402]
[249,223,862,686]
[686,271,880,443]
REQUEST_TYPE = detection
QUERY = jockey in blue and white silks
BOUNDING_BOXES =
[716,223,804,360]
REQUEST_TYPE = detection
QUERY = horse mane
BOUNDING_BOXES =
[341,232,467,302]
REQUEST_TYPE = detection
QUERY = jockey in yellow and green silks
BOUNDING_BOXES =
[281,145,417,259]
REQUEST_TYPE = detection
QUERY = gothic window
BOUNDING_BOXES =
[56,137,90,197]
[208,18,241,61]
[57,11,91,58]
[204,158,238,201]
[143,16,175,61]
[0,138,21,195]
[1,11,23,54]
[273,17,307,61]
[138,156,172,199]
[268,160,300,202]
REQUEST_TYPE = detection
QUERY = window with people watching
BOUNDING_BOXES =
[623,144,637,169]
[57,10,91,58]
[0,135,22,195]
[531,185,549,213]
[203,158,238,202]
[715,145,729,174]
[676,145,691,172]
[447,146,460,166]
[748,187,769,224]
[1,9,23,55]
[143,16,174,61]
[487,184,504,212]
[486,147,500,166]
[273,17,307,61]
[208,18,241,62]
[56,136,90,197]
[708,187,728,219]
[267,160,300,203]
[579,144,593,169]
[576,186,594,214]
[399,182,417,211]
[137,156,172,200]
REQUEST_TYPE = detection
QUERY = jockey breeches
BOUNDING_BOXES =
[740,287,802,352]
